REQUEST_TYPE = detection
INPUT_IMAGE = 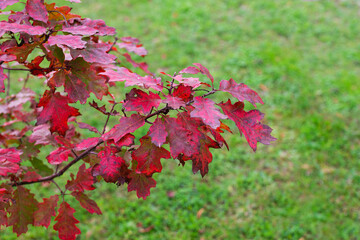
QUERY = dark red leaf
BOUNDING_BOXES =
[70,43,116,64]
[127,172,156,200]
[95,146,126,183]
[74,137,100,151]
[0,148,21,176]
[71,191,102,215]
[0,0,18,10]
[190,96,227,129]
[48,35,87,49]
[124,89,161,115]
[66,164,96,192]
[218,100,276,151]
[37,90,80,135]
[25,0,48,22]
[46,147,71,165]
[53,201,81,240]
[5,42,39,63]
[162,95,185,109]
[148,118,167,147]
[62,25,98,35]
[0,22,46,36]
[8,186,38,236]
[173,84,193,102]
[108,133,135,148]
[219,78,264,107]
[34,195,59,228]
[102,114,145,143]
[133,136,170,175]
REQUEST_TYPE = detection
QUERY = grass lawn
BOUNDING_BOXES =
[1,0,360,239]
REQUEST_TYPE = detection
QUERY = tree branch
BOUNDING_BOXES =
[10,139,104,187]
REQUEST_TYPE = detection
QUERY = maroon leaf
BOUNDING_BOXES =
[0,0,18,10]
[66,164,96,192]
[96,146,125,183]
[0,22,47,36]
[71,191,102,215]
[162,95,185,109]
[190,96,227,129]
[132,136,170,175]
[37,90,80,135]
[46,147,71,165]
[70,43,116,64]
[8,186,38,236]
[0,66,7,93]
[148,118,167,147]
[53,202,81,240]
[25,0,48,22]
[108,133,135,148]
[123,89,161,115]
[74,137,100,151]
[127,172,156,200]
[48,35,86,49]
[0,148,21,176]
[102,114,145,143]
[219,78,264,107]
[34,195,59,228]
[218,100,276,151]
[173,84,193,102]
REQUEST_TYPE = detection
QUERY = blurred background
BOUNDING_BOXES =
[2,0,360,239]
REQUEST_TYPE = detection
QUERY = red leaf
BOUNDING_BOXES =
[47,147,71,165]
[127,172,156,200]
[95,146,126,183]
[74,137,100,151]
[37,90,80,135]
[34,195,59,228]
[0,148,21,176]
[0,22,46,36]
[102,114,145,143]
[29,124,54,145]
[48,35,87,49]
[193,63,214,83]
[148,118,167,147]
[66,164,96,192]
[0,66,7,93]
[219,78,264,107]
[81,18,116,36]
[62,25,98,35]
[190,96,227,129]
[5,42,39,63]
[25,0,48,22]
[70,43,116,64]
[101,67,163,91]
[53,202,81,240]
[124,89,161,115]
[162,95,185,109]
[162,72,201,88]
[8,186,38,236]
[179,66,200,74]
[71,191,102,215]
[173,84,193,102]
[108,133,135,148]
[133,136,170,175]
[117,40,147,56]
[77,122,100,134]
[0,0,18,10]
[122,53,152,75]
[218,100,276,151]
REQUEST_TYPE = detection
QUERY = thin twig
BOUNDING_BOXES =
[108,37,118,53]
[48,10,69,27]
[102,103,117,134]
[6,68,10,97]
[51,180,64,194]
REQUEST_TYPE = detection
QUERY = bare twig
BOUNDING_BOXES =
[102,103,117,134]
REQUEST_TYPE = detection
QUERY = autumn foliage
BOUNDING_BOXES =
[0,0,276,239]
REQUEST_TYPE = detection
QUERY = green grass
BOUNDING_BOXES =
[1,0,360,239]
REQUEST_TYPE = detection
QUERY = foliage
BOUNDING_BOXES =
[0,0,275,239]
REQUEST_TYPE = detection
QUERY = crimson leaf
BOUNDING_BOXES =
[34,195,59,228]
[71,191,102,215]
[53,202,81,240]
[0,148,21,176]
[127,172,156,200]
[25,0,48,22]
[148,118,168,147]
[66,164,96,192]
[123,89,161,115]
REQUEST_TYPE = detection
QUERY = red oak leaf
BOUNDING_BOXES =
[81,18,116,36]
[0,148,21,176]
[0,22,46,37]
[77,122,100,134]
[0,210,7,227]
[95,146,125,183]
[101,67,163,91]
[173,84,193,102]
[122,53,152,75]
[0,0,18,10]
[133,136,170,175]
[7,186,38,236]
[124,89,161,115]
[62,25,98,35]
[219,78,264,107]
[46,147,72,165]
[5,42,39,63]
[34,195,59,228]
[66,164,96,192]
[0,66,7,93]
[37,90,80,135]
[74,137,100,151]
[179,66,200,74]
[148,118,167,147]
[53,202,81,240]
[28,124,54,145]
[127,172,156,200]
[193,63,214,83]
[102,114,145,143]
[162,95,185,109]
[70,43,116,64]
[218,100,276,151]
[107,133,135,148]
[71,191,102,215]
[25,0,48,22]
[48,35,87,49]
[190,96,227,129]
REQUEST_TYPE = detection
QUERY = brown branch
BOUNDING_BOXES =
[102,103,117,134]
[10,139,104,187]
[48,10,69,27]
